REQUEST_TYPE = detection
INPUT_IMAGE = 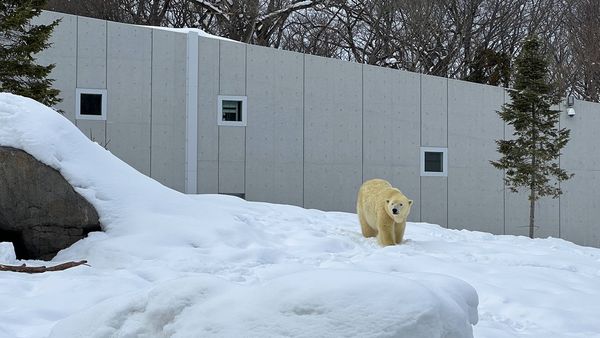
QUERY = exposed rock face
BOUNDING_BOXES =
[0,146,101,260]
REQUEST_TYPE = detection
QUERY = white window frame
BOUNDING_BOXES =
[217,95,247,127]
[420,147,448,177]
[76,88,107,121]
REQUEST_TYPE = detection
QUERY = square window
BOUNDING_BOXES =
[421,147,448,176]
[424,151,443,172]
[218,95,247,126]
[80,94,103,116]
[222,100,242,122]
[76,88,107,120]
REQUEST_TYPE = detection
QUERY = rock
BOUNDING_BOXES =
[0,146,101,260]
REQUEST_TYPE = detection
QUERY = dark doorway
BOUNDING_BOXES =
[0,229,29,260]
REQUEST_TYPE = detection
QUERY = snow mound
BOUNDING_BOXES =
[0,242,16,264]
[50,271,477,338]
[0,93,478,338]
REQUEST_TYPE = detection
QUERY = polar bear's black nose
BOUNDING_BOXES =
[392,208,398,214]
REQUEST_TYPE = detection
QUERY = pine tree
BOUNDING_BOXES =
[0,0,61,107]
[491,36,572,239]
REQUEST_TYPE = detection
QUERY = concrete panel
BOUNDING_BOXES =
[150,29,187,192]
[197,37,220,194]
[504,92,560,238]
[420,75,449,226]
[505,192,560,238]
[245,45,303,206]
[561,100,600,171]
[421,177,448,227]
[105,22,152,176]
[218,127,245,194]
[76,16,106,89]
[448,80,505,234]
[219,40,246,95]
[217,39,246,194]
[559,100,600,247]
[34,12,77,121]
[362,65,420,221]
[304,55,362,212]
[421,74,448,147]
[560,170,600,247]
[77,120,106,147]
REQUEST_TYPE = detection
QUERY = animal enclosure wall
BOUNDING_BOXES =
[34,11,600,247]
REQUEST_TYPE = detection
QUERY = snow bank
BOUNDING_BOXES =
[0,242,16,264]
[0,93,478,337]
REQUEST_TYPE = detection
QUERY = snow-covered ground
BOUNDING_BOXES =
[0,93,599,338]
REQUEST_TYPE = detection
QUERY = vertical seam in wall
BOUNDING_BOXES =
[446,77,449,228]
[361,64,364,184]
[75,17,79,127]
[104,21,108,145]
[419,74,422,222]
[185,32,199,194]
[302,53,306,207]
[244,44,248,198]
[149,30,153,178]
[503,90,506,235]
[217,41,221,193]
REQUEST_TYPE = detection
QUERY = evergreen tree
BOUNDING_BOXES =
[491,36,572,238]
[0,0,61,107]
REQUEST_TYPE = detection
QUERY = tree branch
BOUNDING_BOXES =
[0,260,89,274]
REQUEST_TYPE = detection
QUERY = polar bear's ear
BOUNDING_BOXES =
[409,200,413,205]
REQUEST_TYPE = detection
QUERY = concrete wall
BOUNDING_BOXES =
[218,40,246,195]
[448,79,505,234]
[246,45,304,206]
[362,66,420,221]
[420,74,448,227]
[303,55,363,212]
[560,100,600,247]
[151,29,187,192]
[35,12,187,191]
[36,11,600,248]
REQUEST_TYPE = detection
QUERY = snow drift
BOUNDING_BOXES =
[0,93,478,337]
[2,93,600,338]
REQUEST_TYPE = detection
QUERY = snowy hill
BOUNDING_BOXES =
[0,93,599,337]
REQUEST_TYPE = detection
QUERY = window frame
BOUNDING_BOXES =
[217,95,247,127]
[420,147,448,177]
[76,88,107,121]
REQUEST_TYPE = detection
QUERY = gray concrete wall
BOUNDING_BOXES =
[362,65,420,221]
[32,12,77,121]
[196,37,220,194]
[420,74,449,227]
[217,40,246,195]
[36,11,600,248]
[245,45,304,206]
[106,22,153,176]
[448,79,505,234]
[303,55,363,212]
[560,100,600,247]
[75,16,108,146]
[151,29,187,191]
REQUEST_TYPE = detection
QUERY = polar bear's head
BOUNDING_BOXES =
[385,196,413,222]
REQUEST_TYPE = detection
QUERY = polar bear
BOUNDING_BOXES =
[356,179,413,246]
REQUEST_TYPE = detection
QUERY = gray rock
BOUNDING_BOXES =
[0,146,101,260]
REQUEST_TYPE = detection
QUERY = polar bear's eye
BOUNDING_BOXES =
[399,203,403,207]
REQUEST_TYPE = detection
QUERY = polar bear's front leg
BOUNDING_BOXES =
[394,221,406,244]
[376,216,395,246]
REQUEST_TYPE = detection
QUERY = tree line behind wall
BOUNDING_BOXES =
[46,0,600,102]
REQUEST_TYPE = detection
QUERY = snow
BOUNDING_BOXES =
[147,25,237,42]
[0,93,599,337]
